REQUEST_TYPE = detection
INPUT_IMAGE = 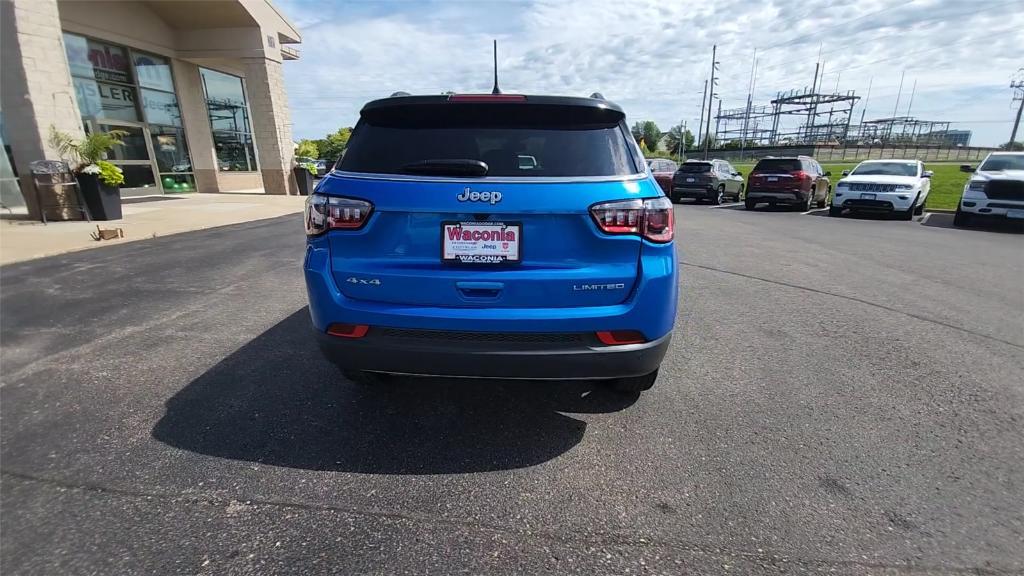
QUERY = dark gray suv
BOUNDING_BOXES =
[671,159,744,204]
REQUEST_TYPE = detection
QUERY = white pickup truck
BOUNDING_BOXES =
[955,152,1024,227]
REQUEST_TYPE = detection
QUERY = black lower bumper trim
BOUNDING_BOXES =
[316,329,671,379]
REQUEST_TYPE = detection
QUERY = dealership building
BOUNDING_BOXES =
[1,0,302,217]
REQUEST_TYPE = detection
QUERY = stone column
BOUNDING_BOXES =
[241,57,296,195]
[0,0,85,218]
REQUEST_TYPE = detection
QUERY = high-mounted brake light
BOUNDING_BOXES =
[447,94,527,102]
[305,194,374,236]
[589,197,674,243]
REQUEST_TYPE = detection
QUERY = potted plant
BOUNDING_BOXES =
[293,161,317,196]
[49,127,127,220]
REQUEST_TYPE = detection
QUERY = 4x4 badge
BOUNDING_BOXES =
[457,188,502,204]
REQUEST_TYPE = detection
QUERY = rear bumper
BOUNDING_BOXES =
[316,329,671,379]
[303,238,678,378]
[672,186,714,199]
[746,190,808,204]
[836,192,917,212]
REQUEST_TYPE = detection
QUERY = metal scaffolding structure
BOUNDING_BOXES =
[850,116,953,145]
[714,87,860,146]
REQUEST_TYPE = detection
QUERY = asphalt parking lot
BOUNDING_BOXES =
[2,205,1022,575]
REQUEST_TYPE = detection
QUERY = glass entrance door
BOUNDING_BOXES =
[90,121,159,197]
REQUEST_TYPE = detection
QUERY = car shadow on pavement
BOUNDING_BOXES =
[152,308,637,474]
[920,212,1023,233]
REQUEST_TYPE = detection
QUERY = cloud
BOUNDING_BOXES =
[280,0,1024,146]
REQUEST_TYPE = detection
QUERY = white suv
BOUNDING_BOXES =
[954,152,1024,227]
[830,159,931,220]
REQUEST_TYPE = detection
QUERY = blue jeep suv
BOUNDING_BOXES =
[303,93,677,392]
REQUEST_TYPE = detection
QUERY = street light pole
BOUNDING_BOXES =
[1010,79,1024,146]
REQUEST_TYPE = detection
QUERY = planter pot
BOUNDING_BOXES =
[293,167,315,196]
[76,173,122,220]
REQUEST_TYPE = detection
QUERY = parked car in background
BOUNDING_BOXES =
[955,152,1024,227]
[646,159,678,194]
[305,93,677,393]
[830,160,931,220]
[745,156,830,211]
[670,159,744,204]
[314,159,328,177]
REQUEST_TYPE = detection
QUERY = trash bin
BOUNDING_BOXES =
[29,160,90,223]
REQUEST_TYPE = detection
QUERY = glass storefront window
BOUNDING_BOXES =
[212,131,257,172]
[119,165,157,189]
[133,52,174,91]
[159,173,196,193]
[63,34,133,84]
[200,67,256,172]
[140,89,182,127]
[72,78,140,122]
[98,124,149,161]
[149,125,191,173]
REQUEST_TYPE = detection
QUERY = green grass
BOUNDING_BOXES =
[732,162,969,211]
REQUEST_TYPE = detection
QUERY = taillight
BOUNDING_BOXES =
[790,170,808,181]
[305,193,373,236]
[589,197,674,243]
[596,330,646,345]
[327,323,369,338]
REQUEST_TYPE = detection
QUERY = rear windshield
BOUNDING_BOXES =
[753,159,802,172]
[679,163,712,173]
[340,106,639,178]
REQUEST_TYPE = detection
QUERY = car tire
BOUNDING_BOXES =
[737,184,744,202]
[745,199,756,210]
[914,201,925,216]
[829,205,843,217]
[713,186,725,205]
[899,203,914,221]
[953,208,970,227]
[817,187,829,208]
[612,369,659,393]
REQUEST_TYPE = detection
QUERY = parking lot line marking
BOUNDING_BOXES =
[920,212,933,225]
[803,208,829,215]
[710,203,743,209]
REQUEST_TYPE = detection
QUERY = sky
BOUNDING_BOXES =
[277,0,1024,148]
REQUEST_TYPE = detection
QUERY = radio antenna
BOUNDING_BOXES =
[491,39,501,94]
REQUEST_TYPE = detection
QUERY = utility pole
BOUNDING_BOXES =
[1010,76,1024,146]
[740,49,757,159]
[703,44,718,160]
[678,120,687,163]
[697,79,708,151]
[893,70,905,118]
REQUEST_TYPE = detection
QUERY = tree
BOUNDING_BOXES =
[295,139,319,159]
[316,127,353,161]
[664,124,695,156]
[999,140,1024,151]
[631,121,662,152]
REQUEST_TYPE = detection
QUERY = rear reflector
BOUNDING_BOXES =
[447,94,527,102]
[596,330,646,345]
[327,323,369,338]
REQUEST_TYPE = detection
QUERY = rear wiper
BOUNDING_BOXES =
[400,159,489,177]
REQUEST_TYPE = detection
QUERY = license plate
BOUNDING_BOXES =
[767,176,779,182]
[1008,209,1024,219]
[442,222,521,264]
[860,193,876,200]
[685,177,695,182]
